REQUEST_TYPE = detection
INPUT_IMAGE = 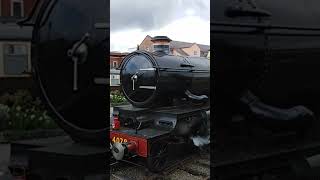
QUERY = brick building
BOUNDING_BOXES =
[110,52,128,91]
[139,35,210,58]
[110,51,128,69]
[0,0,37,92]
[0,0,37,21]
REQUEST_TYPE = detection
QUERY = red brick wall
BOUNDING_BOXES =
[0,76,34,94]
[1,0,11,16]
[139,36,153,52]
[1,0,37,17]
[110,56,122,68]
[110,86,120,91]
[110,53,128,69]
[24,0,37,17]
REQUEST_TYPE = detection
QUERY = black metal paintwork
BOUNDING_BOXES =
[120,51,210,107]
[213,1,320,179]
[9,136,107,179]
[31,0,108,145]
[115,104,209,138]
[213,0,320,126]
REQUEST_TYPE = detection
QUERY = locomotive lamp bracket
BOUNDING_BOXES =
[67,33,90,91]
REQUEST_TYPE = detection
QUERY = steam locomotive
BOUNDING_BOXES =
[110,50,210,172]
[19,0,210,173]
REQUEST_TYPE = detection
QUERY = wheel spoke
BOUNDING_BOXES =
[154,159,161,168]
[147,141,169,172]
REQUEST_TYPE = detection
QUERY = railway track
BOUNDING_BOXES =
[110,147,210,180]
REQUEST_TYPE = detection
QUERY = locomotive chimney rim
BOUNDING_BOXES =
[151,36,172,42]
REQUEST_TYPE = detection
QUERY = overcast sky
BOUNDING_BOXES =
[110,0,210,52]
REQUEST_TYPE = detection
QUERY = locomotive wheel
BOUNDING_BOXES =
[147,140,169,172]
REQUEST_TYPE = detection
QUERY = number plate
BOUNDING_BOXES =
[112,136,128,143]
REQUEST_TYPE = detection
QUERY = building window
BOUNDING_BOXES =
[110,74,120,86]
[112,61,118,68]
[146,47,149,51]
[153,45,170,54]
[194,51,198,55]
[3,44,29,75]
[11,0,24,18]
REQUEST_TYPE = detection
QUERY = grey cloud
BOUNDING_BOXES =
[110,0,210,32]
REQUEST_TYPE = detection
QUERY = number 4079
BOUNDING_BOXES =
[112,137,128,143]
